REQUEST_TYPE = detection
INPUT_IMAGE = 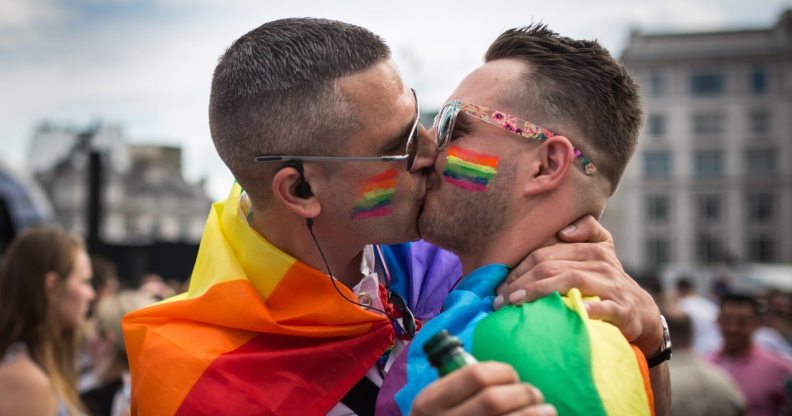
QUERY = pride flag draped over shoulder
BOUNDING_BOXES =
[122,184,396,415]
[378,264,655,416]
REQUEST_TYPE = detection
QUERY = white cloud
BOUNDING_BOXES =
[1,0,789,199]
[0,0,64,28]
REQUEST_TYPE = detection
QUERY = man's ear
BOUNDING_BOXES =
[524,135,575,196]
[271,167,322,219]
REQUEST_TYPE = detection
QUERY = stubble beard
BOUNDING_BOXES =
[418,160,514,259]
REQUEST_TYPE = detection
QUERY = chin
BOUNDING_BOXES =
[380,225,420,244]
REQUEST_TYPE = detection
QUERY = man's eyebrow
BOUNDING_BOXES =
[383,117,415,149]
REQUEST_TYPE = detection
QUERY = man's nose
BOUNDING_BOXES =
[410,124,438,173]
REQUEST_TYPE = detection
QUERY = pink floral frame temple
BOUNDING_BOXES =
[435,100,597,176]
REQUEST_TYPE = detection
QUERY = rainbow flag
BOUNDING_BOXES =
[379,264,654,416]
[442,146,499,192]
[122,184,394,415]
[352,168,398,219]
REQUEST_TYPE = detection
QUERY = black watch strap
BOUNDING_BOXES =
[647,347,672,368]
[646,314,672,368]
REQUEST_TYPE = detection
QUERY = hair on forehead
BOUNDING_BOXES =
[485,23,643,195]
[209,18,391,206]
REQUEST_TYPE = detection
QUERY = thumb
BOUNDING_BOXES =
[557,215,612,244]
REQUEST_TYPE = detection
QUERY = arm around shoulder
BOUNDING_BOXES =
[0,356,58,416]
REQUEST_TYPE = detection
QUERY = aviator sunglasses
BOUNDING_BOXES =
[254,88,421,171]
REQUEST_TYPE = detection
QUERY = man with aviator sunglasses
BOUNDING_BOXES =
[123,18,668,415]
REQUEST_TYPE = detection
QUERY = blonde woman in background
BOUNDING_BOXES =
[0,227,96,415]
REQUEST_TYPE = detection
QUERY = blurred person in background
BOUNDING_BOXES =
[676,277,722,356]
[78,255,121,394]
[665,310,745,415]
[137,272,174,301]
[753,289,792,362]
[710,292,792,416]
[0,227,96,416]
[81,290,158,416]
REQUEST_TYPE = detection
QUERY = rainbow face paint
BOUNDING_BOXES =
[442,146,499,192]
[351,169,398,219]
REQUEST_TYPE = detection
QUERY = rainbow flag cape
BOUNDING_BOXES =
[122,184,395,415]
[378,264,654,416]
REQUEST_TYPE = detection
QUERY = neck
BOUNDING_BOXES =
[457,206,566,275]
[252,208,365,289]
[722,343,753,357]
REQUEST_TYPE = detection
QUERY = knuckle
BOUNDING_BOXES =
[478,390,505,413]
[524,384,544,403]
[566,271,584,288]
[528,250,547,265]
[535,262,558,278]
[467,364,492,387]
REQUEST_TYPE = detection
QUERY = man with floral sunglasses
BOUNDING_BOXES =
[123,18,667,415]
[379,24,670,415]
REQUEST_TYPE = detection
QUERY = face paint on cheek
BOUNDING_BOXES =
[351,168,398,219]
[442,146,499,192]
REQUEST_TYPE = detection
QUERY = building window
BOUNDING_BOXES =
[649,114,666,137]
[748,236,775,262]
[646,194,670,223]
[644,151,672,178]
[750,69,767,95]
[748,110,770,134]
[694,150,723,178]
[690,72,725,97]
[649,71,665,97]
[696,193,721,223]
[747,192,774,222]
[692,113,723,136]
[744,149,776,176]
[696,234,721,264]
[646,237,670,268]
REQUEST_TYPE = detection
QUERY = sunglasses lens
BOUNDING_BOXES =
[436,105,457,150]
[389,291,416,338]
[406,123,418,171]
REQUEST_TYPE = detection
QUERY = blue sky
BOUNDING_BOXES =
[1,0,790,199]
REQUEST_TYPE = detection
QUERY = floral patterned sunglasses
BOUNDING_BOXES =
[434,100,597,175]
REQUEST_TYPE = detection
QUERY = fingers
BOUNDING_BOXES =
[506,259,619,303]
[502,404,558,416]
[556,215,613,244]
[584,300,638,342]
[412,362,519,415]
[445,383,549,416]
[505,242,617,286]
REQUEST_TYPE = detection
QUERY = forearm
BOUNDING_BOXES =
[649,362,670,416]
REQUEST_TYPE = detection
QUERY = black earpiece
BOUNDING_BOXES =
[281,160,313,199]
[295,180,313,199]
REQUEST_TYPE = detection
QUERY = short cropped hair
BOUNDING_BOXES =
[485,24,643,194]
[209,18,391,203]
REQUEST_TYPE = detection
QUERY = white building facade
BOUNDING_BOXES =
[604,10,792,271]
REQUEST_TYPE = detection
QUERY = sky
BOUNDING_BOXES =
[1,0,790,200]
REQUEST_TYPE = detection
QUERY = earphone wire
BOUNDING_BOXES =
[305,220,412,337]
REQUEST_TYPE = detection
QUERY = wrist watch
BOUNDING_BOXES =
[646,314,672,368]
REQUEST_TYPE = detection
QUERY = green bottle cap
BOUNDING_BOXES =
[423,330,462,368]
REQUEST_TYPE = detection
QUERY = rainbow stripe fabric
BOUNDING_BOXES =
[122,184,394,415]
[381,264,654,416]
[442,146,499,192]
[352,168,398,219]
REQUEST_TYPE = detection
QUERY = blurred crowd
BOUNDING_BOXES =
[1,226,791,415]
[0,226,184,416]
[649,276,792,415]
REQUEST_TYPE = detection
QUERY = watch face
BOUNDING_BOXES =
[660,315,672,349]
